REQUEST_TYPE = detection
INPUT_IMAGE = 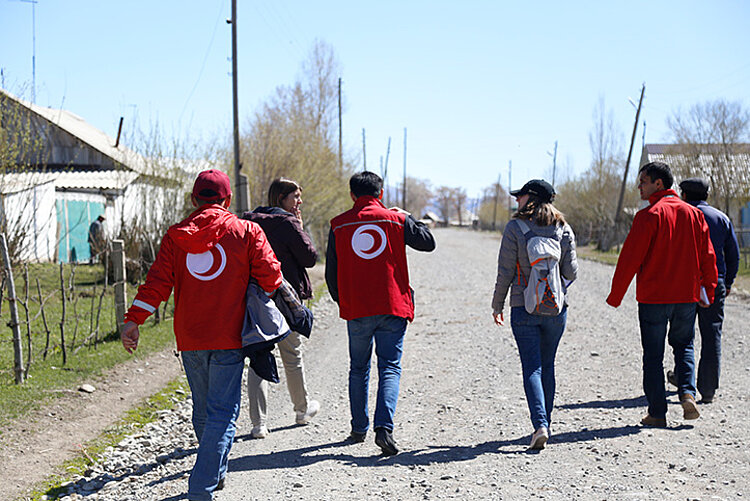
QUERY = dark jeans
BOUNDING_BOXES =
[638,303,697,419]
[697,279,726,399]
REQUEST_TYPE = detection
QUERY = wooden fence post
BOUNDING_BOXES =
[112,240,127,333]
[0,233,25,383]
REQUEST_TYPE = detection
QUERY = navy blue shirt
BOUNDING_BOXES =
[689,200,740,289]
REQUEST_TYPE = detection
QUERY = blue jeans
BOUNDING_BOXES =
[510,306,567,431]
[638,303,697,419]
[347,314,407,433]
[182,349,244,501]
[697,279,726,399]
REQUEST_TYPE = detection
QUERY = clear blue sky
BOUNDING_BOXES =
[2,0,749,197]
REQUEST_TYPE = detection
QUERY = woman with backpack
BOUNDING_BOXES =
[491,179,578,450]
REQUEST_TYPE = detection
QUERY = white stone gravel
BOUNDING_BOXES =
[51,228,750,500]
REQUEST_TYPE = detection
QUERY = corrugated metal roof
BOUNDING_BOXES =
[2,89,148,174]
[646,143,750,155]
[54,170,139,190]
[1,170,139,194]
[0,172,57,194]
[643,143,750,196]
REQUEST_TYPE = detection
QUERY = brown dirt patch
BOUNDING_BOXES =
[0,348,184,501]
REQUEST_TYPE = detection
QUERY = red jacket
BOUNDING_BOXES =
[125,205,282,351]
[606,189,717,307]
[328,196,414,321]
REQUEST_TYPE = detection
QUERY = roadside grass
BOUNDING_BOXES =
[16,261,330,500]
[0,262,175,432]
[32,376,190,501]
[576,243,621,266]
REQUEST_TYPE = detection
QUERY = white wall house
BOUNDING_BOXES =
[1,89,184,263]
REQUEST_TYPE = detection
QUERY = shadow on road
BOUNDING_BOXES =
[558,395,648,409]
[227,423,646,472]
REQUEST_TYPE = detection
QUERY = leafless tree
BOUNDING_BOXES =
[0,88,51,263]
[239,40,353,249]
[455,188,468,226]
[476,181,510,231]
[434,186,457,224]
[555,97,634,249]
[397,176,433,217]
[667,99,750,216]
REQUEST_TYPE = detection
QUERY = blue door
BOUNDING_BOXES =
[56,199,105,263]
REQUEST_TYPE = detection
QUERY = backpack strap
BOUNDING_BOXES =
[514,219,533,286]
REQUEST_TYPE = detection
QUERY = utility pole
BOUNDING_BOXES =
[402,127,407,209]
[614,83,645,227]
[507,160,512,221]
[228,0,247,212]
[550,140,558,187]
[383,137,391,181]
[17,0,38,102]
[362,128,367,171]
[492,172,501,231]
[338,77,343,173]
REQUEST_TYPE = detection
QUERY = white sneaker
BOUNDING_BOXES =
[529,427,549,450]
[251,425,268,439]
[295,400,320,425]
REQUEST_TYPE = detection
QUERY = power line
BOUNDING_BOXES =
[178,0,227,128]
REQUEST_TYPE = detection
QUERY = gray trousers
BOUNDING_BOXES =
[247,330,309,426]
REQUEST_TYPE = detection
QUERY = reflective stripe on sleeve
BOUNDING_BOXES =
[132,299,156,313]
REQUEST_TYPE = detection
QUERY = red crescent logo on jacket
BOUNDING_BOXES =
[351,224,387,259]
[186,244,227,281]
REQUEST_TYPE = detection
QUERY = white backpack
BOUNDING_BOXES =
[515,219,565,316]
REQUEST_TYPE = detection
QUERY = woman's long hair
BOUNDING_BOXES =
[267,177,301,208]
[513,194,566,226]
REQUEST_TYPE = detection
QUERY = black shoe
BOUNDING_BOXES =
[216,476,226,491]
[374,428,399,456]
[700,393,714,404]
[348,430,366,443]
[666,370,677,388]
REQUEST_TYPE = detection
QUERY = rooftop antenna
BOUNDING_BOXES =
[14,0,38,102]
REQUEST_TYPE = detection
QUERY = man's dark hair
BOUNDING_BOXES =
[682,190,706,202]
[679,178,709,202]
[639,162,673,189]
[350,171,383,198]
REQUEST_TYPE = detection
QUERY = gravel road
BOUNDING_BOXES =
[49,227,750,501]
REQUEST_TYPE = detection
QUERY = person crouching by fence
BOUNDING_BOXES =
[491,179,578,450]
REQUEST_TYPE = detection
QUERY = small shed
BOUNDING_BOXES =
[421,211,445,228]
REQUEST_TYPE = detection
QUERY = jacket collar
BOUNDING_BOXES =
[353,195,386,210]
[687,200,708,208]
[648,188,680,206]
[253,205,292,216]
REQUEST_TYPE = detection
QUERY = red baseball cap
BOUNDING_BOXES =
[192,169,231,201]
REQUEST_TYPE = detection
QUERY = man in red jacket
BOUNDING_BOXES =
[606,162,717,428]
[325,171,435,455]
[120,170,282,501]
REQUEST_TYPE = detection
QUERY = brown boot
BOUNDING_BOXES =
[680,393,700,420]
[640,414,667,428]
